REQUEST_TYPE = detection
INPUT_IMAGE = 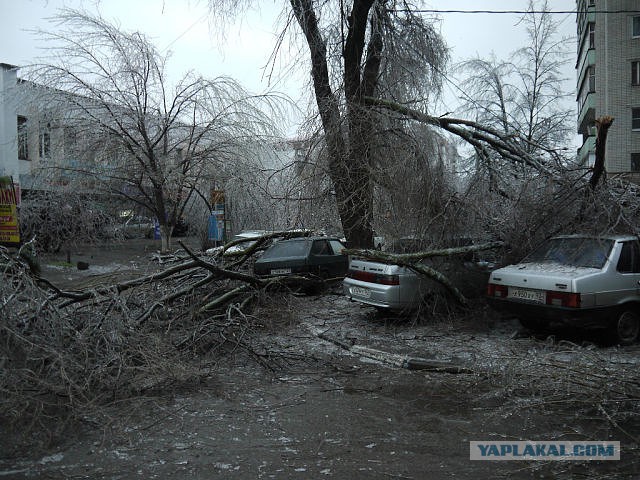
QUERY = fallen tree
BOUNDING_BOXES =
[0,230,331,450]
[2,228,499,447]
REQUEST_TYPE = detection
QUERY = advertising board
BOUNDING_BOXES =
[0,176,20,247]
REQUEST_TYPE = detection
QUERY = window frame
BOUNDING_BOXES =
[17,116,29,161]
[39,123,51,161]
[633,16,640,38]
[633,108,640,131]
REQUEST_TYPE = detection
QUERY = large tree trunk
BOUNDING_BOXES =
[291,0,378,248]
[159,224,173,253]
[340,1,382,248]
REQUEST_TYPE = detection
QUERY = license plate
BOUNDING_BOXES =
[271,268,291,275]
[508,287,545,303]
[351,286,371,298]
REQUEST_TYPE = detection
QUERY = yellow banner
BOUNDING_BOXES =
[0,176,20,246]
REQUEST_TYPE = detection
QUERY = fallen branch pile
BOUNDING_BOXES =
[0,231,329,448]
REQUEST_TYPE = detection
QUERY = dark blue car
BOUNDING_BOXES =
[253,236,348,278]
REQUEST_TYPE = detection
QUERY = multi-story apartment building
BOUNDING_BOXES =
[577,0,640,174]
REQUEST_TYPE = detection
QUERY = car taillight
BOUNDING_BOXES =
[546,291,580,308]
[347,269,400,285]
[487,283,508,298]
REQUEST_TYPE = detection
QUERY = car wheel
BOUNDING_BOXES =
[519,317,546,332]
[611,309,640,346]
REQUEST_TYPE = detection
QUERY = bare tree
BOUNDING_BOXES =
[457,0,573,161]
[288,0,448,247]
[444,0,578,251]
[512,0,574,153]
[28,9,282,252]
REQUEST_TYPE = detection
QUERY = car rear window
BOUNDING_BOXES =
[261,239,310,259]
[523,237,613,269]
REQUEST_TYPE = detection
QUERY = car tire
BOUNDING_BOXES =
[611,309,640,346]
[519,317,546,332]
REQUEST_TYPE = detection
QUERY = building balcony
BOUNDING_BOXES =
[578,92,596,134]
[577,135,596,167]
[576,49,595,83]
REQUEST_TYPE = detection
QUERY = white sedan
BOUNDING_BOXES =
[487,234,640,345]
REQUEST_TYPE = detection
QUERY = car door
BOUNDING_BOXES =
[310,239,347,277]
[328,239,349,275]
[613,240,640,303]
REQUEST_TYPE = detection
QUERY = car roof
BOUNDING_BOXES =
[552,234,638,242]
[278,236,342,242]
[234,230,270,238]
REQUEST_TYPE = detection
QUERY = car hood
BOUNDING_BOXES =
[490,262,602,292]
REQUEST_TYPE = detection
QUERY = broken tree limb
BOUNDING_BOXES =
[43,259,202,306]
[343,241,504,263]
[363,96,569,179]
[136,272,217,326]
[406,263,468,305]
[589,115,614,190]
[179,241,329,299]
[178,241,266,287]
[318,332,474,374]
[198,284,253,313]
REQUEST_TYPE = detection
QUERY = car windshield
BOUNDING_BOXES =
[522,237,614,269]
[261,239,310,259]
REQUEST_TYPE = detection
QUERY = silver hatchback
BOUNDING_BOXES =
[487,234,640,345]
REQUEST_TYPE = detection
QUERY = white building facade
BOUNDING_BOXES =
[0,63,72,201]
[0,64,21,199]
[576,0,640,174]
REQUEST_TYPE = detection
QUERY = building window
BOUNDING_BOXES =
[39,122,51,160]
[634,108,640,130]
[632,153,640,172]
[634,62,640,86]
[588,23,595,49]
[634,16,640,38]
[17,116,29,160]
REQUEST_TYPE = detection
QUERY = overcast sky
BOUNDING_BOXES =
[0,0,578,130]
